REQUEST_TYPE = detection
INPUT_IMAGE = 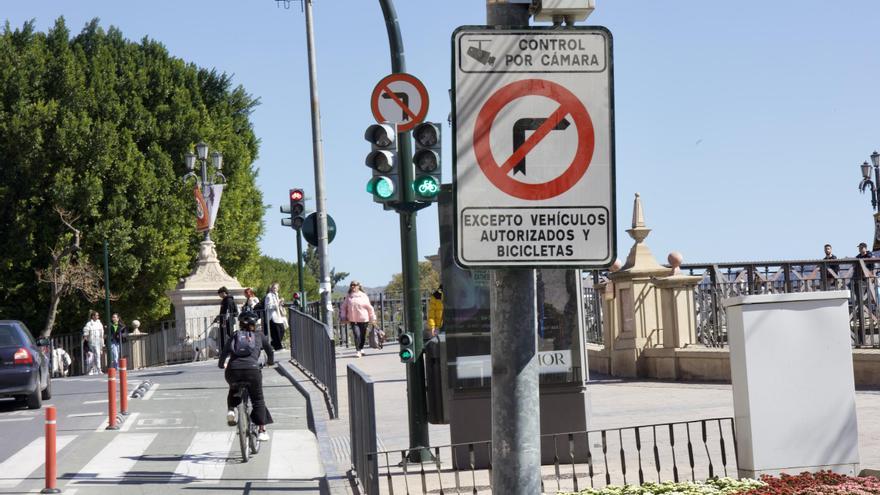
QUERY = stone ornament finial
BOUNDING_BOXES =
[626,193,651,244]
[668,252,683,274]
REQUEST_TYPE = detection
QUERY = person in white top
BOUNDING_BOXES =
[82,310,105,375]
[264,282,286,351]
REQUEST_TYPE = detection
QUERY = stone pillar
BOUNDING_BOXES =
[654,252,703,349]
[166,240,244,347]
[128,320,146,370]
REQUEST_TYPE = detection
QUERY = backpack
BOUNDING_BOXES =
[231,331,257,357]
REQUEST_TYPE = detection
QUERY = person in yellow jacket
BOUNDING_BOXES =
[427,286,444,337]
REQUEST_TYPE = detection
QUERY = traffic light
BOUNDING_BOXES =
[364,123,399,203]
[412,122,442,202]
[398,332,415,363]
[290,188,306,230]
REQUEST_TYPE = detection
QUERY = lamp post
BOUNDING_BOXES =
[183,142,225,241]
[858,150,880,251]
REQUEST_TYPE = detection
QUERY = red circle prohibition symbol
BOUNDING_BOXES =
[370,73,429,132]
[473,79,595,201]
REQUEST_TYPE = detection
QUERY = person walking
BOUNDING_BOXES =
[215,287,238,352]
[264,282,286,351]
[243,287,260,312]
[340,281,377,358]
[82,311,104,375]
[107,313,127,370]
[427,285,444,338]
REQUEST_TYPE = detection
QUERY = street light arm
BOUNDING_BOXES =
[182,171,199,187]
[213,171,227,185]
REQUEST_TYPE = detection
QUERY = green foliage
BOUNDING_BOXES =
[384,260,439,295]
[560,478,765,495]
[240,255,317,303]
[0,18,262,335]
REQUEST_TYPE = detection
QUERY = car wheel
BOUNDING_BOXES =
[26,384,42,410]
[41,376,52,400]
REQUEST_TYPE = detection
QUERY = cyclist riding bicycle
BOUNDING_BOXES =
[219,310,274,441]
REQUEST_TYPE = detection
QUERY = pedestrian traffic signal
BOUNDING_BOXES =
[290,188,306,230]
[398,332,415,363]
[365,123,400,203]
[412,122,441,202]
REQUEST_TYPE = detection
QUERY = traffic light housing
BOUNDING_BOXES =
[412,122,442,202]
[398,332,415,363]
[364,123,399,203]
[289,188,306,230]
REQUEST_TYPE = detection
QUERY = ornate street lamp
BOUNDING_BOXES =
[183,142,225,241]
[858,151,880,250]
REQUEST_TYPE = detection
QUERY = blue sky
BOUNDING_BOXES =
[4,1,880,287]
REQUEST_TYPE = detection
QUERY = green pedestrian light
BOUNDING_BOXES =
[367,177,396,199]
[398,332,415,363]
[364,122,400,204]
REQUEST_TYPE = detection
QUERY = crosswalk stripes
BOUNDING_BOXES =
[174,431,235,484]
[69,433,157,484]
[0,429,322,490]
[0,435,76,487]
[267,430,325,480]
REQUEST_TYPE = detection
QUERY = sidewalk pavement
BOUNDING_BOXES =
[281,343,880,495]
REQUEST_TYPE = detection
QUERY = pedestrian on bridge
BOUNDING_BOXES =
[340,281,377,358]
[82,311,104,375]
[108,313,127,370]
[264,282,286,351]
[215,287,238,353]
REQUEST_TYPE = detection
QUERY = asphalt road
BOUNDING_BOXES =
[0,352,325,494]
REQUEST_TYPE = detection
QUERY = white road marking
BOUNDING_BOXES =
[267,430,325,480]
[83,399,108,404]
[68,412,104,418]
[119,412,139,432]
[0,418,33,423]
[70,433,156,484]
[141,383,160,400]
[173,431,235,484]
[0,435,76,487]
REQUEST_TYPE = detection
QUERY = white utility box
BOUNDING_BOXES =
[724,291,859,478]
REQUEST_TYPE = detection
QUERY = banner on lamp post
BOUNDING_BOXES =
[193,186,210,232]
[206,184,224,230]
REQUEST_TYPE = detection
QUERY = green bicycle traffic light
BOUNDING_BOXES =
[412,122,441,202]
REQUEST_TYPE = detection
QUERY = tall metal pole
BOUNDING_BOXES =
[296,228,307,308]
[103,239,112,369]
[303,0,333,327]
[378,0,431,462]
[486,4,541,494]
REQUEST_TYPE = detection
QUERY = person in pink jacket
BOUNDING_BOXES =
[339,281,377,358]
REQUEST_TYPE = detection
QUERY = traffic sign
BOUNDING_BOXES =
[452,26,616,268]
[371,73,429,132]
[302,212,337,247]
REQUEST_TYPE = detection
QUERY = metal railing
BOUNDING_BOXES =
[360,417,737,494]
[308,291,432,347]
[289,308,338,418]
[584,287,604,345]
[348,364,379,494]
[682,258,880,348]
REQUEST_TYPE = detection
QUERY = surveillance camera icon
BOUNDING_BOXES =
[467,46,495,67]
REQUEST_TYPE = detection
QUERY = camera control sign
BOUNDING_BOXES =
[452,27,616,268]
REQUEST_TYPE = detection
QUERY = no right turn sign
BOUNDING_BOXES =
[452,26,616,268]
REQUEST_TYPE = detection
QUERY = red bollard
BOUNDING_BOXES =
[119,358,129,416]
[107,368,119,430]
[41,406,60,494]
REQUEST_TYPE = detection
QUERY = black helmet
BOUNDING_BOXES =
[238,311,258,328]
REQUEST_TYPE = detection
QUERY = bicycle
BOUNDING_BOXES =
[233,383,262,462]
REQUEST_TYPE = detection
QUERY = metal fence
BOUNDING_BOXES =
[290,308,338,418]
[360,417,737,494]
[308,292,432,347]
[682,258,880,348]
[584,287,604,345]
[348,364,379,494]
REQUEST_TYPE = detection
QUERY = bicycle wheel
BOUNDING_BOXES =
[248,401,262,455]
[237,388,249,462]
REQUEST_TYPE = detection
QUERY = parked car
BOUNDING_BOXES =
[0,320,51,409]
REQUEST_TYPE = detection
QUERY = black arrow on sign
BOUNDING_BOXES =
[512,117,571,175]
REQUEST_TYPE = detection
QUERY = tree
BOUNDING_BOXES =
[0,18,263,335]
[302,244,350,291]
[384,261,440,296]
[35,208,108,337]
[241,255,318,303]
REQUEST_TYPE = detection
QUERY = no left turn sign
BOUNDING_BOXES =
[371,73,429,132]
[453,27,616,268]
